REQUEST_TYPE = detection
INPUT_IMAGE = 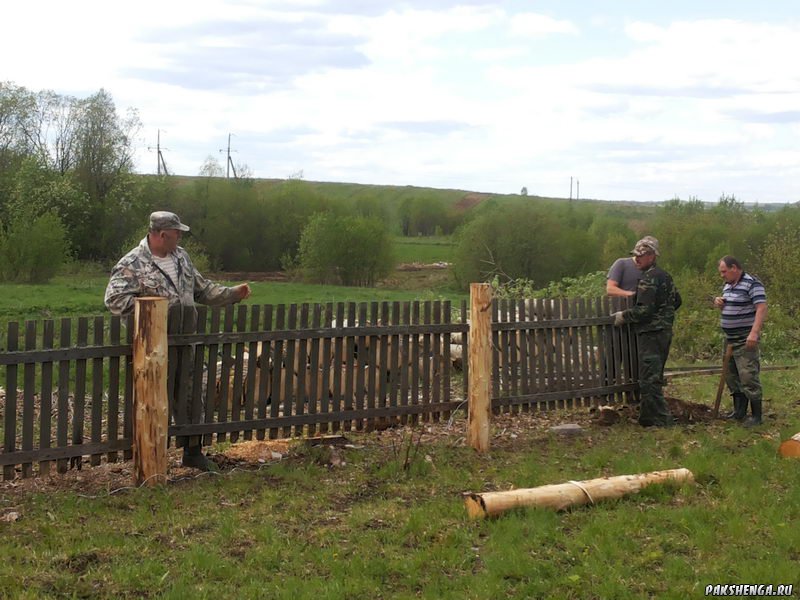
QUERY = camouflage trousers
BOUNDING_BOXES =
[724,338,762,404]
[636,329,673,426]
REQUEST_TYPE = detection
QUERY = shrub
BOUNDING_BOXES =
[298,213,394,286]
[758,223,800,315]
[452,202,601,290]
[0,212,71,283]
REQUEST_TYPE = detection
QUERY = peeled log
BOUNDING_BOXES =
[779,433,800,458]
[465,468,694,519]
[133,297,169,487]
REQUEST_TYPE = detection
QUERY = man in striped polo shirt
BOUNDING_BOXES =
[713,256,768,426]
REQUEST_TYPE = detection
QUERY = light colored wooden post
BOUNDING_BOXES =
[133,297,169,487]
[468,283,492,453]
[779,432,800,458]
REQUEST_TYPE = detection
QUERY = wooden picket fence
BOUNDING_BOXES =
[0,295,635,480]
[491,297,637,413]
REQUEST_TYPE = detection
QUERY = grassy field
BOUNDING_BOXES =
[0,273,466,327]
[1,370,799,599]
[392,236,455,264]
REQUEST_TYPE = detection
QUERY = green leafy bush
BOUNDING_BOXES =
[758,223,800,315]
[0,212,71,283]
[162,178,329,271]
[452,202,601,290]
[298,213,394,286]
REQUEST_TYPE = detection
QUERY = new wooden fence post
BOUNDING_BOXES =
[468,283,492,453]
[133,297,169,487]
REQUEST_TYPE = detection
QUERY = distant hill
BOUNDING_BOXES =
[155,174,793,218]
[156,174,671,216]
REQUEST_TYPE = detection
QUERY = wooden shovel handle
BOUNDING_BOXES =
[713,344,734,417]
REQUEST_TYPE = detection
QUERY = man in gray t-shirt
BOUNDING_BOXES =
[606,235,659,297]
[604,236,660,405]
[607,256,642,297]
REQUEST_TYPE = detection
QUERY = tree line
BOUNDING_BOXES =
[0,83,466,285]
[2,80,799,345]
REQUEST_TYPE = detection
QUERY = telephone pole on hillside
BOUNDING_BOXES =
[220,133,238,179]
[148,129,169,176]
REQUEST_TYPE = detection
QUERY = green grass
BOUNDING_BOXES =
[0,275,466,326]
[2,370,799,598]
[392,236,455,264]
[0,276,109,322]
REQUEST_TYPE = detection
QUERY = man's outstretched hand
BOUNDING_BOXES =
[233,283,252,302]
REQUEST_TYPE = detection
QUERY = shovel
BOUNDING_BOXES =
[712,344,734,418]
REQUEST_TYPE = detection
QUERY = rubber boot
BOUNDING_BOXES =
[722,395,738,419]
[743,397,762,427]
[181,445,217,471]
[724,393,747,421]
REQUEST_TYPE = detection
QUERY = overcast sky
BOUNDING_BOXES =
[4,0,800,203]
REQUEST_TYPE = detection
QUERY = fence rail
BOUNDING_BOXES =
[1,295,635,479]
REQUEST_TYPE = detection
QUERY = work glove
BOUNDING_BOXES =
[611,311,625,327]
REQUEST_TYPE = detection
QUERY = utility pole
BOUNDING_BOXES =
[148,129,169,176]
[577,179,580,201]
[220,133,238,179]
[570,176,573,200]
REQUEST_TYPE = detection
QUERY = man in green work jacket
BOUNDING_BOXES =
[611,237,682,427]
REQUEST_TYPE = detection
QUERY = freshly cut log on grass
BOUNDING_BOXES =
[778,433,800,458]
[465,468,694,519]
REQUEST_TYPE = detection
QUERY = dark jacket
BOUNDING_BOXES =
[622,264,682,332]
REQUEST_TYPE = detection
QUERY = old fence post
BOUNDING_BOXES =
[468,283,492,453]
[133,297,169,487]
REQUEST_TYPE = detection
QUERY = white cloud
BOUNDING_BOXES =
[4,2,800,201]
[509,13,579,37]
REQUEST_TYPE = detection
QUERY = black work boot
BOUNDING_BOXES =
[181,445,217,471]
[722,396,738,419]
[743,398,762,427]
[724,393,748,421]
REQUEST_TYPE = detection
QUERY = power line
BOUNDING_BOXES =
[570,176,580,201]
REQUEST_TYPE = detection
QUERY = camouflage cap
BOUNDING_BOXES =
[630,235,660,257]
[149,211,190,232]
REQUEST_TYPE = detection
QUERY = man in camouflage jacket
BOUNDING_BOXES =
[612,237,682,427]
[105,212,250,330]
[105,211,251,469]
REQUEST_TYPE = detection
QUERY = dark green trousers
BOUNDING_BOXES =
[724,339,762,406]
[637,329,673,426]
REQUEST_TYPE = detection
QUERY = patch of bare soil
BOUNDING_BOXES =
[377,265,454,290]
[0,398,713,501]
[396,262,451,272]
[0,440,293,501]
[588,397,715,427]
[666,396,715,423]
[206,271,288,282]
[454,192,490,212]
